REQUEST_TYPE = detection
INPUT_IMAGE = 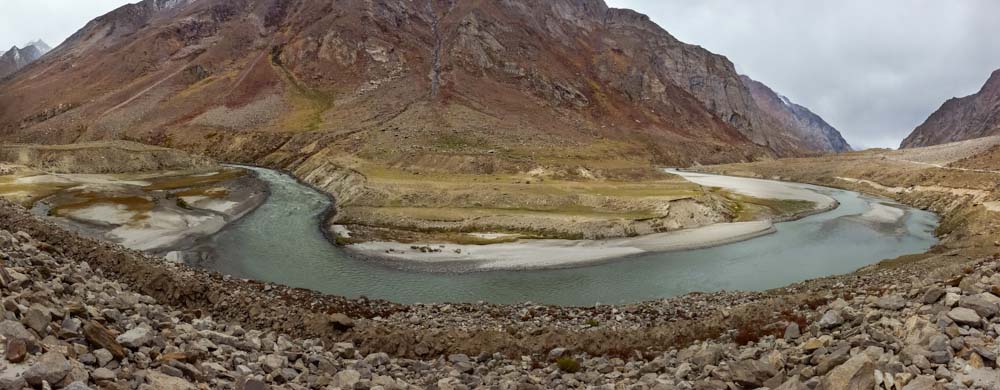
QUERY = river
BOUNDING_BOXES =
[190,166,938,306]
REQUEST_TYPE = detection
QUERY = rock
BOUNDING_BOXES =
[692,344,723,366]
[0,320,35,341]
[23,351,71,386]
[922,287,946,304]
[876,295,906,310]
[730,359,777,388]
[64,382,94,390]
[943,293,961,307]
[818,310,844,329]
[365,352,391,366]
[820,354,874,390]
[958,295,998,318]
[83,321,125,359]
[331,369,361,388]
[92,367,116,381]
[23,306,51,335]
[5,338,27,363]
[947,307,982,326]
[902,375,944,390]
[93,349,114,367]
[928,334,949,352]
[59,317,82,338]
[328,313,354,331]
[262,354,286,373]
[117,325,155,348]
[548,347,569,361]
[448,353,470,364]
[237,378,269,390]
[144,370,198,390]
[968,352,985,369]
[784,322,800,340]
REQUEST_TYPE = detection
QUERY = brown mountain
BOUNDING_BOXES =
[901,69,1000,148]
[741,75,850,154]
[0,0,838,173]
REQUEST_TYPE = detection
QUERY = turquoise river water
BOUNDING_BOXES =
[193,166,938,306]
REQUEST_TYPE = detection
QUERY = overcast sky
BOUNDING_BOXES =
[607,0,1000,149]
[4,1,1000,148]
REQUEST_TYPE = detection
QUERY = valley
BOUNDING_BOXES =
[1,0,1000,389]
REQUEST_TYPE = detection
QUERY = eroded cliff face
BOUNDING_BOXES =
[902,69,1000,148]
[741,75,851,154]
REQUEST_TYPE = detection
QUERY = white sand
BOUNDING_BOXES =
[66,204,137,225]
[349,221,775,270]
[181,196,239,214]
[668,169,836,209]
[109,211,226,251]
[15,173,151,187]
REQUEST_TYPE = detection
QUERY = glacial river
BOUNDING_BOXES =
[192,166,938,306]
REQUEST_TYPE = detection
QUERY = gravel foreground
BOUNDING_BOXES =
[1,197,1000,389]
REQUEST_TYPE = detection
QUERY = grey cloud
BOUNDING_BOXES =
[606,0,1000,149]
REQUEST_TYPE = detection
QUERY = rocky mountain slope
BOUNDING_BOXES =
[0,0,842,171]
[741,75,851,154]
[0,40,49,79]
[901,69,1000,148]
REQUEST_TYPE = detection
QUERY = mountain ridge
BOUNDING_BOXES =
[901,69,1000,148]
[1,0,843,171]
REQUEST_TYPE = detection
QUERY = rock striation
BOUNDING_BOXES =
[902,69,1000,148]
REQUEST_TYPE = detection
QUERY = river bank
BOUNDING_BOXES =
[0,145,268,256]
[343,169,925,273]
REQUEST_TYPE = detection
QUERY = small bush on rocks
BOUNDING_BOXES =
[556,357,580,373]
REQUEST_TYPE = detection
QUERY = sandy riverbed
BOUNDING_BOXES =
[346,170,843,271]
[0,166,266,255]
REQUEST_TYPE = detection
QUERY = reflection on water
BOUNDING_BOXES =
[197,167,938,306]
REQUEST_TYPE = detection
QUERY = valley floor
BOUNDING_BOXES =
[2,138,1000,388]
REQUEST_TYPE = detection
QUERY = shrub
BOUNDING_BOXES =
[556,357,580,373]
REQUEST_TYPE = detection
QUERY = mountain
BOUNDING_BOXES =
[24,39,52,53]
[0,0,838,172]
[0,40,50,78]
[901,69,1000,148]
[741,75,851,153]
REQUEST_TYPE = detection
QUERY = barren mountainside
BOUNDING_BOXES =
[1,0,841,173]
[901,69,1000,148]
[741,75,851,154]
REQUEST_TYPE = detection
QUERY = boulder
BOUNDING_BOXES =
[143,370,197,390]
[922,287,945,304]
[23,351,71,386]
[117,325,155,349]
[331,369,361,388]
[818,310,844,329]
[947,307,982,326]
[5,338,27,363]
[820,354,874,390]
[958,295,998,318]
[876,295,906,310]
